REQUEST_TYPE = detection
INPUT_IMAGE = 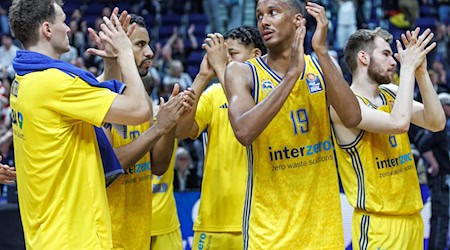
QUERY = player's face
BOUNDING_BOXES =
[50,4,71,55]
[226,38,256,63]
[367,37,397,84]
[129,25,154,77]
[256,0,295,49]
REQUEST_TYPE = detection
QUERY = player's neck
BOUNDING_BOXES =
[265,50,295,78]
[351,72,381,99]
[27,43,61,60]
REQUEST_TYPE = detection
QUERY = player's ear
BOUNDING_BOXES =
[357,51,370,66]
[294,13,303,27]
[253,48,262,57]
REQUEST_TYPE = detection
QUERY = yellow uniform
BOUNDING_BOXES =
[334,86,423,249]
[151,144,182,250]
[107,123,153,250]
[10,69,117,249]
[191,83,247,248]
[244,56,344,249]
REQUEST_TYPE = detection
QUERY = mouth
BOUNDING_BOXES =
[262,29,274,41]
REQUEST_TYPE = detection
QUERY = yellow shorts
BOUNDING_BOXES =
[151,228,183,250]
[352,209,423,250]
[192,231,243,250]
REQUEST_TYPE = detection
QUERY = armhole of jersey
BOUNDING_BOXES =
[311,56,326,87]
[379,86,397,99]
[245,62,259,104]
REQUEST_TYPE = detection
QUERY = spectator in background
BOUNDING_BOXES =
[336,0,357,50]
[162,59,193,90]
[0,5,9,35]
[69,20,86,56]
[0,34,19,81]
[223,0,243,31]
[173,147,200,191]
[60,45,78,63]
[203,0,223,33]
[415,92,450,250]
[161,25,198,73]
[399,0,420,28]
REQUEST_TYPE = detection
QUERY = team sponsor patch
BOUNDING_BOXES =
[305,73,323,93]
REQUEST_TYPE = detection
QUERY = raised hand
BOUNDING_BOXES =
[306,2,329,55]
[86,9,135,58]
[289,17,306,72]
[156,85,196,132]
[202,33,229,77]
[395,28,436,70]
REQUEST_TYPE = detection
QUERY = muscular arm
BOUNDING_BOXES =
[151,127,176,175]
[306,2,361,128]
[225,61,302,146]
[410,68,446,132]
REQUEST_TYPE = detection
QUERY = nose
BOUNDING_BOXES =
[390,56,397,67]
[145,45,154,59]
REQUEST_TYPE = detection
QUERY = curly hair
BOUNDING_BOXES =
[224,25,267,55]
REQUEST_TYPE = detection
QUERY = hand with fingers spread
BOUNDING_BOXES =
[306,2,330,55]
[395,28,436,70]
[202,33,229,80]
[86,14,133,59]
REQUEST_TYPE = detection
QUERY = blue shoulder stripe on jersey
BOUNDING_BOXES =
[245,62,260,104]
[311,56,327,87]
[380,86,397,99]
[256,57,282,83]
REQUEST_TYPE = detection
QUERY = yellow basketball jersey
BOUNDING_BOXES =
[151,143,180,236]
[107,123,153,249]
[11,69,116,249]
[244,56,344,249]
[193,83,248,232]
[335,87,423,215]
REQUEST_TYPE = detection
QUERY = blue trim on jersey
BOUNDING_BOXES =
[379,90,387,106]
[347,147,366,210]
[339,130,365,149]
[256,57,282,83]
[243,145,254,250]
[311,56,326,87]
[380,86,397,99]
[359,215,370,250]
[245,62,260,104]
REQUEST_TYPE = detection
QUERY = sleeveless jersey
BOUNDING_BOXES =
[243,56,344,249]
[151,143,180,235]
[334,86,423,215]
[107,123,153,249]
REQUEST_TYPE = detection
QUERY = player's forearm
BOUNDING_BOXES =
[175,74,210,139]
[316,52,361,128]
[388,66,416,132]
[228,70,299,146]
[99,58,122,82]
[422,150,440,169]
[151,128,176,176]
[415,71,446,132]
[114,124,165,171]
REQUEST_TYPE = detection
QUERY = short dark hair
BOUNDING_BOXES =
[129,14,146,28]
[285,0,303,15]
[344,27,393,73]
[9,0,63,48]
[224,25,267,55]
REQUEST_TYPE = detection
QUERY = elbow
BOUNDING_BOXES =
[129,104,151,125]
[151,163,169,176]
[342,113,362,128]
[234,128,254,147]
[429,114,446,132]
[395,121,411,134]
[152,168,167,176]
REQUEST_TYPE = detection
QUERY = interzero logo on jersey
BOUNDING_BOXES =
[268,138,333,161]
